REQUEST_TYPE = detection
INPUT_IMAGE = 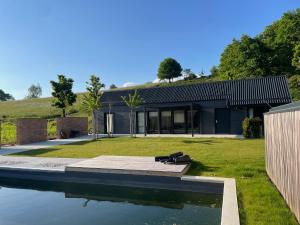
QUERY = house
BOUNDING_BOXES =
[98,76,291,135]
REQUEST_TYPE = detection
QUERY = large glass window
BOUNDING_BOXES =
[148,111,158,133]
[173,110,185,134]
[137,112,145,134]
[187,110,200,133]
[161,111,172,133]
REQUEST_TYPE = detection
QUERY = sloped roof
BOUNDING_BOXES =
[101,76,291,106]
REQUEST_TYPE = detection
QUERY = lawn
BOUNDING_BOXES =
[12,137,298,225]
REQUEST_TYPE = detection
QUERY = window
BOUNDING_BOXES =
[187,110,200,133]
[137,112,145,134]
[148,111,158,133]
[173,110,185,133]
[161,111,172,133]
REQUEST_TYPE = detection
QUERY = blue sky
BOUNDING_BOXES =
[0,0,299,99]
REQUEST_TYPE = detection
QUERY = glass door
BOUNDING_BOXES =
[161,111,172,133]
[137,112,145,134]
[148,111,158,133]
[187,110,200,133]
[173,110,185,134]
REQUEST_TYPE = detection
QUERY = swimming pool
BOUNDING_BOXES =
[0,179,222,225]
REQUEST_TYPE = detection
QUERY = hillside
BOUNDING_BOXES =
[0,93,86,121]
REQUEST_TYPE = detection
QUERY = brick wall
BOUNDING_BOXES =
[16,118,48,145]
[56,117,88,139]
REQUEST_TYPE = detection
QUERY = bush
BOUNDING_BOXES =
[242,117,251,138]
[242,117,263,138]
[68,108,79,115]
[251,117,262,138]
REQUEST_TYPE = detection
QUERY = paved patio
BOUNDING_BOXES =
[0,135,92,156]
[66,155,190,177]
[0,156,84,171]
[0,155,190,177]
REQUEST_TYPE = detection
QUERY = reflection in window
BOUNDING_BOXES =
[148,112,158,133]
[161,111,171,133]
[174,110,185,134]
[137,112,145,134]
[187,110,200,133]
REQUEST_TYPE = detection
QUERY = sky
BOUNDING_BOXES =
[0,0,299,99]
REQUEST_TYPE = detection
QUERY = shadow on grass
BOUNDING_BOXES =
[182,139,220,145]
[11,148,63,157]
[64,140,98,146]
[237,187,247,225]
[187,161,219,175]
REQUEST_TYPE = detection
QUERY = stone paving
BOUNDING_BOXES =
[0,155,190,176]
[66,155,190,177]
[0,135,92,156]
[0,156,84,171]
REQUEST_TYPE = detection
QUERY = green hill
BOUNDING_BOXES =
[0,93,86,121]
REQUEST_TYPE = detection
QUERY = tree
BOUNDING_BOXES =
[110,84,117,89]
[288,75,300,101]
[218,35,270,80]
[50,75,77,117]
[217,9,300,80]
[157,58,182,83]
[183,68,197,80]
[25,84,42,99]
[259,9,300,76]
[121,90,143,137]
[0,89,14,101]
[82,75,105,139]
[210,66,219,78]
[292,44,300,70]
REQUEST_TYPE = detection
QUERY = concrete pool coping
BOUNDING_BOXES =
[182,176,240,225]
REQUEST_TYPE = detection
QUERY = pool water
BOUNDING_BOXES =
[0,179,222,225]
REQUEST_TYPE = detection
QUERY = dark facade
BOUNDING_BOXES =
[98,76,291,135]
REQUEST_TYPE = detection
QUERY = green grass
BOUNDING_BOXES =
[12,137,298,225]
[0,122,16,145]
[0,93,87,120]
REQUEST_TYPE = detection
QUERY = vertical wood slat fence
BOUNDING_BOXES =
[264,106,300,223]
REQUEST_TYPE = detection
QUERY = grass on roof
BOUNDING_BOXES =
[12,137,299,225]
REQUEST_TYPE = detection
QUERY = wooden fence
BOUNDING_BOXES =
[264,103,300,223]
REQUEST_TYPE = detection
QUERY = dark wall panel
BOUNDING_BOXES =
[114,111,130,134]
[201,108,215,134]
[230,107,247,134]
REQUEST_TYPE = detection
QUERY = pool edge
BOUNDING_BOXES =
[182,176,240,225]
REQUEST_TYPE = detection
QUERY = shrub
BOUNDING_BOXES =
[242,117,263,138]
[251,117,262,138]
[68,108,79,115]
[242,117,251,138]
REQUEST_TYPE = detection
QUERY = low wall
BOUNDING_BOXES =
[264,101,300,223]
[16,118,48,145]
[56,117,88,139]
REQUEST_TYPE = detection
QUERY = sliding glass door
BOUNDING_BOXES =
[173,110,185,134]
[137,112,145,134]
[161,111,172,133]
[148,111,158,133]
[187,110,200,133]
